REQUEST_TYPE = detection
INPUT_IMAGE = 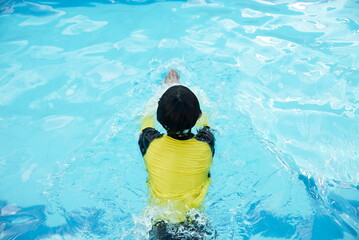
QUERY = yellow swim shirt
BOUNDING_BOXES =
[144,135,212,209]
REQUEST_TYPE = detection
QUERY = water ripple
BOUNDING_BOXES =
[0,0,358,239]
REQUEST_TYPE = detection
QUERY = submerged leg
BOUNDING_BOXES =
[149,216,217,240]
[164,69,180,85]
[149,221,176,240]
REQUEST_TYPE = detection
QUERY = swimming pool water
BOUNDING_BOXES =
[0,0,358,239]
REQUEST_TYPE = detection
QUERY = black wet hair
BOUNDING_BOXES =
[157,85,201,134]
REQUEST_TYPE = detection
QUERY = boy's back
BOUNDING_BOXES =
[139,127,214,208]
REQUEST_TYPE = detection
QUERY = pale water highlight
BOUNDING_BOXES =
[0,0,358,239]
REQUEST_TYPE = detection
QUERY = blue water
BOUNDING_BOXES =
[0,0,358,239]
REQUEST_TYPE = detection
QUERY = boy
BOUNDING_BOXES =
[138,69,215,239]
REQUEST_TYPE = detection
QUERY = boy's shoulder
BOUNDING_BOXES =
[141,127,162,137]
[195,126,214,142]
[195,127,215,155]
[138,127,215,156]
[138,127,163,156]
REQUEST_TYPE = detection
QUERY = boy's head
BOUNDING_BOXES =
[157,85,201,134]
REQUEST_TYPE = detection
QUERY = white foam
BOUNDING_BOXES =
[42,116,74,131]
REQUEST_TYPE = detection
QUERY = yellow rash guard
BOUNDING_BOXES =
[145,135,212,206]
[138,115,215,220]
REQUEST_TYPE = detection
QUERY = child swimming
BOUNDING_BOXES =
[138,69,216,239]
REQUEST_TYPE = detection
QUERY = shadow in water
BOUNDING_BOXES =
[298,174,358,239]
[0,200,106,240]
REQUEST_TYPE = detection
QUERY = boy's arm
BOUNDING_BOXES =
[140,115,156,131]
[196,112,210,128]
[195,112,215,155]
[138,115,162,156]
